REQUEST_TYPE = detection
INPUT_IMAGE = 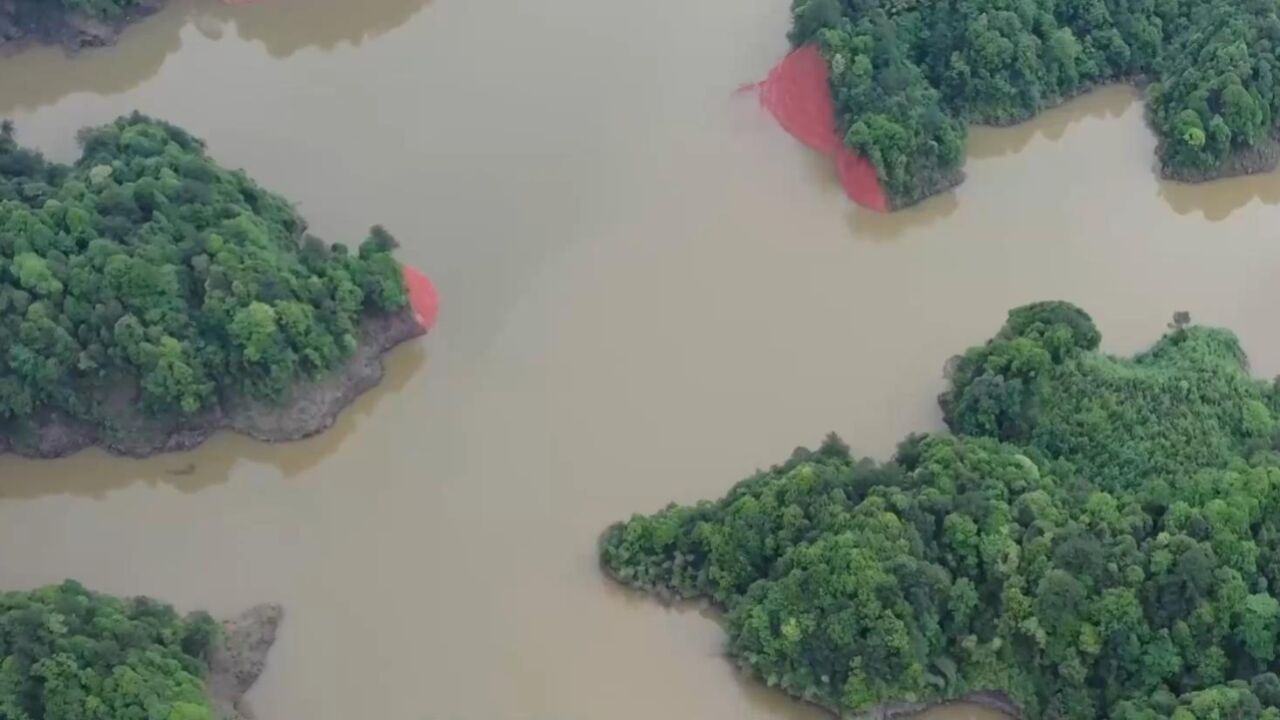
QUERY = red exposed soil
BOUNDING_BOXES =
[403,264,439,331]
[752,44,889,212]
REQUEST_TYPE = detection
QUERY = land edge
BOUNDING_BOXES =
[829,690,1019,720]
[0,306,427,459]
[0,0,167,55]
[884,168,965,212]
[596,524,1022,720]
[208,603,283,720]
[882,76,1276,210]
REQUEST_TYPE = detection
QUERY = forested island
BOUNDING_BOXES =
[0,0,162,52]
[0,114,426,458]
[789,0,1280,208]
[0,581,280,720]
[603,302,1280,719]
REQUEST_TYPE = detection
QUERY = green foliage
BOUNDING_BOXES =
[0,115,408,434]
[603,302,1280,718]
[817,11,967,206]
[0,580,217,720]
[794,0,1280,206]
[1146,1,1280,173]
[942,303,1269,488]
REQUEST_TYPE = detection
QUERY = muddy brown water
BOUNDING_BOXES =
[3,0,1280,718]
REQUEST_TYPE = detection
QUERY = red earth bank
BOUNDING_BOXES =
[402,265,439,332]
[752,44,888,212]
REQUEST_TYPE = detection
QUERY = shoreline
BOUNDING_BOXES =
[1156,135,1280,183]
[835,691,1019,720]
[207,604,283,720]
[0,0,166,55]
[598,526,1021,720]
[965,75,1147,130]
[884,167,965,212]
[0,306,427,459]
[881,77,1276,209]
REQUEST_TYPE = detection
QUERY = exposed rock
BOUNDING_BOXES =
[224,309,424,443]
[0,308,427,459]
[207,603,284,720]
[0,0,166,55]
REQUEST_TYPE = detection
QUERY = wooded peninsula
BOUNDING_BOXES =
[0,581,279,720]
[0,114,423,458]
[604,302,1280,719]
[790,0,1280,208]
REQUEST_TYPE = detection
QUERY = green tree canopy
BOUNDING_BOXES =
[603,302,1280,719]
[0,114,409,442]
[794,0,1280,207]
[0,580,219,720]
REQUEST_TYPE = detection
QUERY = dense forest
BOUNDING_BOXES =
[0,114,408,443]
[0,581,220,720]
[789,0,1280,207]
[603,302,1280,719]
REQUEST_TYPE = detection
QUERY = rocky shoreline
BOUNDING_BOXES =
[0,0,166,54]
[0,307,427,459]
[208,603,283,720]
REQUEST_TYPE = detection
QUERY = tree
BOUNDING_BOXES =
[0,581,218,720]
[0,114,413,441]
[789,0,1280,206]
[1238,594,1280,664]
[603,302,1280,719]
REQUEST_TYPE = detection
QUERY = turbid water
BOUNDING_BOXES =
[4,0,1280,719]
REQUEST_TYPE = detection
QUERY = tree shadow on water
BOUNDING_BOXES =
[1157,170,1280,221]
[0,344,428,500]
[0,1,187,117]
[201,0,432,59]
[825,88,1130,242]
[966,84,1138,161]
[0,0,432,116]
